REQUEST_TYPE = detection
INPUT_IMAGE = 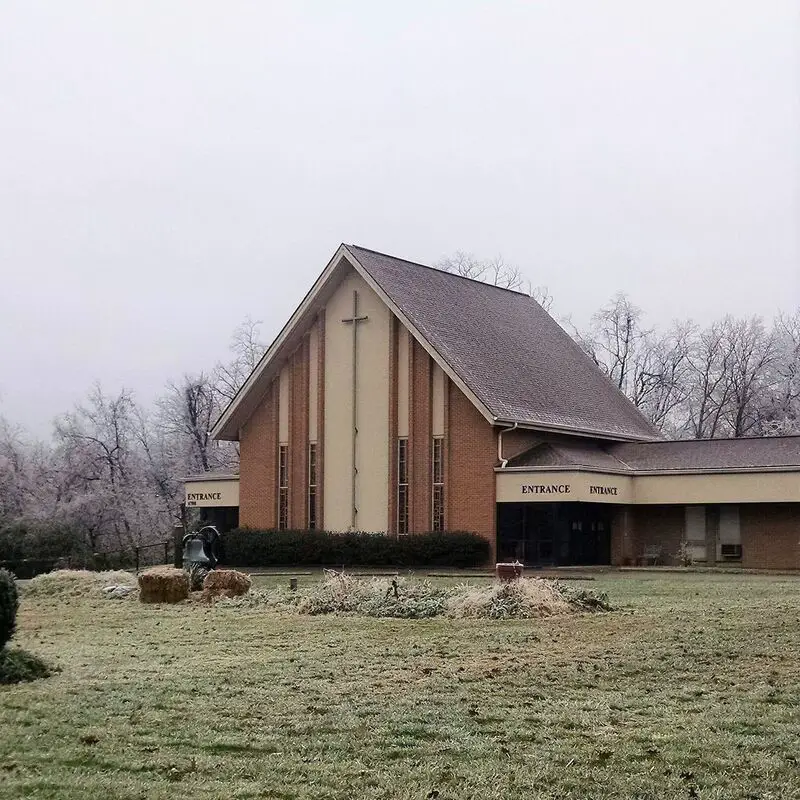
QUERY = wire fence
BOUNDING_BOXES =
[0,539,176,579]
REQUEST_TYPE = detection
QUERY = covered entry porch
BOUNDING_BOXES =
[495,468,631,567]
[496,502,613,566]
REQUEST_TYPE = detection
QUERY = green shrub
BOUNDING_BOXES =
[0,647,54,684]
[0,568,19,649]
[221,529,490,568]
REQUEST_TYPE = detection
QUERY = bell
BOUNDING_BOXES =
[182,537,211,568]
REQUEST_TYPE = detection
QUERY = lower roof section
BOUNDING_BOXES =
[506,435,800,474]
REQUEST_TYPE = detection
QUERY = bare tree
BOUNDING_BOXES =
[52,385,160,551]
[573,293,651,397]
[436,251,526,291]
[723,316,777,437]
[529,284,554,312]
[214,317,267,403]
[759,311,800,434]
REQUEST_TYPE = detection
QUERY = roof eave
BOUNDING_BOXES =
[211,244,353,441]
[344,245,497,426]
[496,464,800,476]
[492,418,663,443]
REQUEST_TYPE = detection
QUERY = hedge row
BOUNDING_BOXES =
[220,529,490,568]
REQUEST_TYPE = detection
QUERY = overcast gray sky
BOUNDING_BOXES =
[1,1,798,434]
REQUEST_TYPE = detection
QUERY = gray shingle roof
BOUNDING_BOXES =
[610,436,800,471]
[507,435,800,472]
[506,441,631,470]
[346,245,662,441]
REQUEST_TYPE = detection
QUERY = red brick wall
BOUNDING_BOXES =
[610,506,635,565]
[741,504,800,569]
[409,338,432,532]
[238,379,278,529]
[628,505,685,565]
[289,340,309,528]
[447,381,498,560]
[387,317,399,533]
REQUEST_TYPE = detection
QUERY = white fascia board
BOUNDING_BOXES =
[211,244,351,440]
[496,465,633,476]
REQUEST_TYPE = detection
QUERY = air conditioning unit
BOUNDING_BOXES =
[720,544,742,560]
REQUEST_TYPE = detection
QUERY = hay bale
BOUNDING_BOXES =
[202,569,251,602]
[137,566,189,604]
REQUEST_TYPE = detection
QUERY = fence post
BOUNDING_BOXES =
[173,523,184,569]
[164,541,169,565]
[135,547,140,574]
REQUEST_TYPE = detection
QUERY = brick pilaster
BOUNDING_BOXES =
[289,339,309,528]
[447,382,497,560]
[410,338,432,532]
[238,378,278,529]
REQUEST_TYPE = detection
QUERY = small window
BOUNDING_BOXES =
[308,443,317,530]
[278,445,289,531]
[397,438,409,535]
[718,506,741,561]
[432,437,444,531]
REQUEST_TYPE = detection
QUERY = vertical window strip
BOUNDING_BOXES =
[397,438,409,535]
[308,443,317,530]
[278,445,289,531]
[432,436,444,532]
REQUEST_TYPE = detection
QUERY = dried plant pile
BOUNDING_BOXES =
[225,573,611,619]
[137,567,189,604]
[24,569,137,599]
[202,569,252,602]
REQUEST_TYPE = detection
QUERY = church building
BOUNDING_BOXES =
[198,244,800,569]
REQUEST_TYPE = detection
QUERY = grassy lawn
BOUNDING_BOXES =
[1,572,799,799]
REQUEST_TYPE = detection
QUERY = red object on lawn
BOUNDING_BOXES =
[496,562,524,582]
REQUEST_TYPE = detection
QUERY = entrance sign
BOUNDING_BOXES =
[184,477,240,508]
[522,484,571,495]
[497,471,632,504]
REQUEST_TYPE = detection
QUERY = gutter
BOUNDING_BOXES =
[497,422,519,468]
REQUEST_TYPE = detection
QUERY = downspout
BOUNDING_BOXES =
[497,422,518,469]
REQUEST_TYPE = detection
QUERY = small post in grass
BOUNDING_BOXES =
[289,578,298,591]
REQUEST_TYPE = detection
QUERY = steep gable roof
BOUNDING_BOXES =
[212,243,661,441]
[346,245,661,441]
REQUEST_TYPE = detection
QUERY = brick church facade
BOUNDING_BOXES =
[198,244,800,569]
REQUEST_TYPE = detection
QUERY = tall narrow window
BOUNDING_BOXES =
[432,436,444,532]
[278,445,289,530]
[397,438,409,535]
[308,443,318,530]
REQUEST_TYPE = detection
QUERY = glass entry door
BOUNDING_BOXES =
[497,503,613,566]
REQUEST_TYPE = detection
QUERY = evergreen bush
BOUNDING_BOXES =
[222,529,490,568]
[0,568,19,649]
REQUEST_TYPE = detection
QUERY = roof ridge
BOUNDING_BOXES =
[615,434,800,447]
[346,243,532,298]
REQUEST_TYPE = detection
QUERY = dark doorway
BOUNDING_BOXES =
[187,506,239,534]
[496,503,612,566]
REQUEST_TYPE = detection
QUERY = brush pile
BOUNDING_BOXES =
[201,569,251,602]
[24,569,137,600]
[224,572,611,619]
[137,566,189,603]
